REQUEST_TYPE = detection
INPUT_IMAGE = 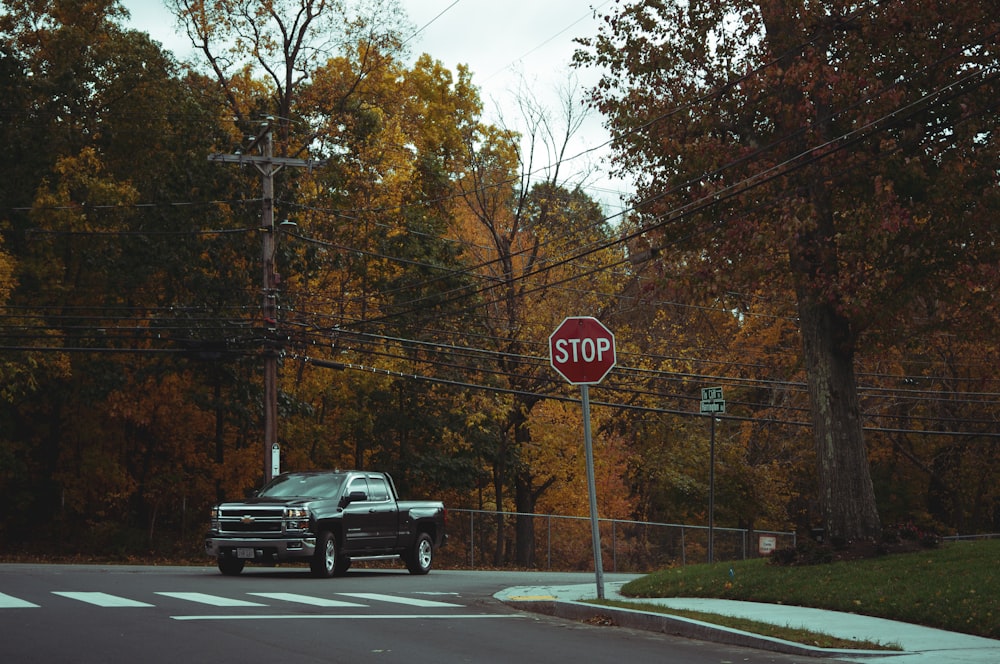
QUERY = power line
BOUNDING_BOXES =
[291,354,1000,439]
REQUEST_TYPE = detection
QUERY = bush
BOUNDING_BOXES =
[769,539,834,566]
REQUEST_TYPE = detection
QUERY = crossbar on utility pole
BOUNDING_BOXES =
[209,125,325,484]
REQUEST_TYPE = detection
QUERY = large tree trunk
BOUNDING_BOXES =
[760,1,882,544]
[790,179,881,543]
[796,295,882,543]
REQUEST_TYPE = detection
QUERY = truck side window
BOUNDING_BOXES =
[368,476,389,502]
[347,477,369,501]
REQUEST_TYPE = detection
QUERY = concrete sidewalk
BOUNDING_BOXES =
[495,581,1000,663]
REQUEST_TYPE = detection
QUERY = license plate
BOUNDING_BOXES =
[236,547,255,559]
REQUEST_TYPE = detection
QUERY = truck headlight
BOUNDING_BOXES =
[210,506,221,531]
[283,507,309,532]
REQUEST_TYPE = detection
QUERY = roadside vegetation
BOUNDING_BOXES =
[615,539,1000,640]
[2,0,999,578]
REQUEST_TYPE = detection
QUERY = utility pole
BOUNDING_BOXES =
[209,122,324,484]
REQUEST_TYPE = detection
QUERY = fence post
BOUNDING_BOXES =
[547,515,552,570]
[612,520,617,573]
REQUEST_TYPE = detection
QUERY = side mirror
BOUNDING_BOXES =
[341,490,367,507]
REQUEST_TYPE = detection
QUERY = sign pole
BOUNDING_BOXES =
[548,316,616,600]
[708,415,715,564]
[580,384,605,599]
[700,387,725,565]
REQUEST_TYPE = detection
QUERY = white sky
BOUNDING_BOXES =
[119,0,631,214]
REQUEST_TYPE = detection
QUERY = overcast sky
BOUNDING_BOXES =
[119,0,629,212]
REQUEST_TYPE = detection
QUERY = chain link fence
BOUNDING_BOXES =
[437,509,797,573]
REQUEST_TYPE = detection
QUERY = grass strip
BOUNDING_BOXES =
[588,598,899,650]
[620,539,1000,639]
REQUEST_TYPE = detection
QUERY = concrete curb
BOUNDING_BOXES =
[504,598,895,660]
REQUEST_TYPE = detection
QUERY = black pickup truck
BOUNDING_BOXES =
[205,470,447,577]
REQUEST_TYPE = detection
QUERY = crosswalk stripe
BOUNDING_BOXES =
[337,592,463,608]
[155,592,266,607]
[3,590,464,610]
[0,592,39,608]
[52,592,154,608]
[248,592,366,607]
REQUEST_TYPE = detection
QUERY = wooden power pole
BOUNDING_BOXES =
[209,123,324,484]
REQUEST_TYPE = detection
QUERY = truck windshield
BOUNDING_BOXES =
[258,473,345,499]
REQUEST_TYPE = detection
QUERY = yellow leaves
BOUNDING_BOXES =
[527,400,637,521]
[0,234,15,304]
[32,148,139,231]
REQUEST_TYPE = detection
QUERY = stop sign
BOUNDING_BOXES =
[549,316,616,384]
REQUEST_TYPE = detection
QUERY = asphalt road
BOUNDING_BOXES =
[1,563,813,663]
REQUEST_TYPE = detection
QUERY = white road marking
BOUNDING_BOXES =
[52,592,153,608]
[337,592,463,608]
[248,592,366,607]
[0,592,39,608]
[155,592,266,607]
[8,589,467,611]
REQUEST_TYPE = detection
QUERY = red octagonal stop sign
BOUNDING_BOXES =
[549,316,616,385]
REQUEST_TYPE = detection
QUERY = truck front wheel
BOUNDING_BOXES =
[406,532,433,575]
[311,530,339,578]
[218,556,245,576]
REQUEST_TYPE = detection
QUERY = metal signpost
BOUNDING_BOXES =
[700,387,725,563]
[549,317,616,599]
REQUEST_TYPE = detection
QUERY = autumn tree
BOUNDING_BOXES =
[451,81,623,564]
[861,294,1000,534]
[578,0,1000,543]
[256,49,489,493]
[0,234,23,416]
[0,0,259,546]
[168,0,409,150]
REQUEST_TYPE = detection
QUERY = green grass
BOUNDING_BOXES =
[619,539,1000,640]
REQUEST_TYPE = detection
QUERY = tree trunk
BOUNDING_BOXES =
[492,456,506,566]
[510,398,547,567]
[761,0,882,543]
[796,290,882,544]
[514,471,535,567]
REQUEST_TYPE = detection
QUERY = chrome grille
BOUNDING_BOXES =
[217,506,284,534]
[222,521,282,533]
[220,507,282,518]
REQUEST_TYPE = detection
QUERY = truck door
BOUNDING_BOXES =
[365,475,399,550]
[342,476,378,551]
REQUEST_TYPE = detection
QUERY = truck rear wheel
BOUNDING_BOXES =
[311,530,339,578]
[218,556,245,576]
[406,532,433,575]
